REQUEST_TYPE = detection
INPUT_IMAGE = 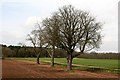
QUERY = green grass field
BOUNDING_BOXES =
[12,58,119,70]
[9,57,119,73]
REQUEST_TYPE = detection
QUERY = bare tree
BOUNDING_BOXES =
[42,14,60,67]
[50,5,102,70]
[27,23,44,64]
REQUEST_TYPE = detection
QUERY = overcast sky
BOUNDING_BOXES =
[0,0,119,52]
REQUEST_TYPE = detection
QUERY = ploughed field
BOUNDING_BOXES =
[2,58,119,79]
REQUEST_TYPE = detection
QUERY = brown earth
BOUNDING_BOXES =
[2,60,119,79]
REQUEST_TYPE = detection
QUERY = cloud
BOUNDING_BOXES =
[99,40,118,52]
[25,16,38,27]
[0,30,25,45]
[24,16,42,31]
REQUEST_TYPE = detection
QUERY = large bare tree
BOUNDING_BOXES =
[48,5,102,70]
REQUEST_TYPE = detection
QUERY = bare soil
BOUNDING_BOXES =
[2,60,119,79]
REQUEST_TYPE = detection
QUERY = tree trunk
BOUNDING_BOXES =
[67,54,73,71]
[51,53,54,67]
[51,46,55,67]
[37,52,40,64]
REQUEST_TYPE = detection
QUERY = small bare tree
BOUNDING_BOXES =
[27,23,44,64]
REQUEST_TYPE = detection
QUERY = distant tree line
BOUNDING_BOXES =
[2,44,119,60]
[2,44,66,58]
[77,52,119,60]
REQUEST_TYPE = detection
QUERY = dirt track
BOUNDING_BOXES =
[2,60,119,79]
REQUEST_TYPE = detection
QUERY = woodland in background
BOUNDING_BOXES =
[2,44,119,60]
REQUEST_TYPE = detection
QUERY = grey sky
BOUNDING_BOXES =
[0,0,119,52]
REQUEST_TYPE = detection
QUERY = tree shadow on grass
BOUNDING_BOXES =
[86,67,120,74]
[86,67,104,72]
